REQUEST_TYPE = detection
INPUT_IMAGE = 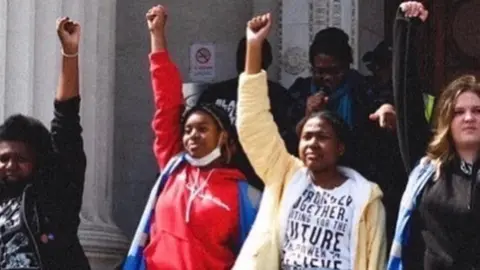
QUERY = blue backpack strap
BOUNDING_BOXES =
[123,153,186,270]
[157,153,186,194]
[237,181,262,252]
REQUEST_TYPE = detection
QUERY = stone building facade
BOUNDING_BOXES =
[0,0,384,268]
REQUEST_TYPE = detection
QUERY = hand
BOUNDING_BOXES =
[305,92,329,115]
[369,103,397,130]
[246,13,272,47]
[400,1,429,22]
[56,17,80,55]
[147,5,167,35]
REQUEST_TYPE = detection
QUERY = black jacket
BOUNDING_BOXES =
[6,97,90,270]
[392,9,431,173]
[405,159,480,270]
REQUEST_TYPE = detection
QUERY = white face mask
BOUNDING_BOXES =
[185,132,226,167]
[185,147,222,167]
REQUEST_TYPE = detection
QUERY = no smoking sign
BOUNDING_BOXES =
[195,47,211,64]
[190,43,215,82]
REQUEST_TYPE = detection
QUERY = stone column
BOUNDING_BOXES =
[0,1,129,269]
[279,0,359,87]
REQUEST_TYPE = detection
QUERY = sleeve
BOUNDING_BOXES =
[149,51,184,170]
[393,8,432,174]
[50,96,86,228]
[366,199,387,270]
[287,77,309,128]
[237,71,302,186]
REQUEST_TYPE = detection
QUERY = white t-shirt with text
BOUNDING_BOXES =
[281,179,355,270]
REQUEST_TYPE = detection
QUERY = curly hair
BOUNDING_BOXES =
[0,114,53,169]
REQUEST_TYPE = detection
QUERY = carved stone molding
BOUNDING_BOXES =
[279,0,359,87]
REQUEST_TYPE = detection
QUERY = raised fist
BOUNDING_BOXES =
[400,1,429,22]
[246,13,272,46]
[146,5,167,34]
[56,17,81,54]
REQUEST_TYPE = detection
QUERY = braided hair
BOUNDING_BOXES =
[181,103,238,163]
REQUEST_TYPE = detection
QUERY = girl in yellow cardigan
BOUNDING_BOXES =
[234,13,386,270]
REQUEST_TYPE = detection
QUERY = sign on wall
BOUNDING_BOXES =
[189,43,216,82]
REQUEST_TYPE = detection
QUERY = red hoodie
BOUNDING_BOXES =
[144,51,244,270]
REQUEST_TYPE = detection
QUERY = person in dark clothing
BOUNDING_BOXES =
[388,2,480,270]
[362,39,416,248]
[288,27,398,170]
[288,26,407,246]
[363,40,394,108]
[0,17,89,269]
[197,37,298,190]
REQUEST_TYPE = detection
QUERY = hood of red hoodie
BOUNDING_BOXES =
[195,166,247,183]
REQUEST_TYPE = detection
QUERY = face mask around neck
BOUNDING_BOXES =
[185,147,222,167]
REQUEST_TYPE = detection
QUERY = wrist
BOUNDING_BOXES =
[246,40,263,50]
[151,38,166,52]
[61,46,79,55]
[150,30,165,39]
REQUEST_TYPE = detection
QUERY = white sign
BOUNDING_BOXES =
[189,43,215,82]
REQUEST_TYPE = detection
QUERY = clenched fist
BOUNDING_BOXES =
[56,17,80,55]
[400,1,429,22]
[246,13,272,47]
[147,5,167,35]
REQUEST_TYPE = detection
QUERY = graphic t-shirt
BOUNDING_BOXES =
[281,180,355,270]
[0,196,40,269]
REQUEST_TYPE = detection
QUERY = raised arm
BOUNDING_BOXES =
[393,2,431,173]
[237,14,302,186]
[147,5,183,170]
[51,17,86,229]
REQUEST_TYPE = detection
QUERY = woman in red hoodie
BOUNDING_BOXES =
[124,5,261,270]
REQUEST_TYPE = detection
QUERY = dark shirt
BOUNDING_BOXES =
[0,191,40,270]
[0,97,91,270]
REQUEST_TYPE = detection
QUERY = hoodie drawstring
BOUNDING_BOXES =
[185,169,214,223]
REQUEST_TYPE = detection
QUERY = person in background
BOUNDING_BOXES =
[198,37,298,190]
[363,40,394,108]
[234,13,385,270]
[123,5,260,270]
[288,26,397,173]
[0,17,90,269]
